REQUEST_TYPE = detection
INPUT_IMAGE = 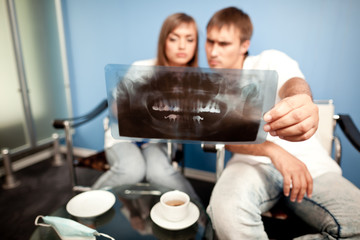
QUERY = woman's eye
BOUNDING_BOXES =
[187,38,194,43]
[168,36,178,42]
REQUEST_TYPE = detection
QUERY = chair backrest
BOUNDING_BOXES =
[314,100,336,155]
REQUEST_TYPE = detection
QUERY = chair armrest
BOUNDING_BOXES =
[201,144,218,153]
[201,144,225,181]
[52,99,108,190]
[337,114,360,152]
[53,99,108,129]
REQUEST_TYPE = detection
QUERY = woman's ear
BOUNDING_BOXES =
[240,40,250,55]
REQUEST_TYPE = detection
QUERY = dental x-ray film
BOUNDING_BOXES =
[105,64,278,144]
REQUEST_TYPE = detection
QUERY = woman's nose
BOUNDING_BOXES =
[179,39,186,49]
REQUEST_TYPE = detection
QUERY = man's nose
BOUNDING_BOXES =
[210,44,219,56]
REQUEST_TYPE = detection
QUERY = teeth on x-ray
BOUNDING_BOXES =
[152,100,182,112]
[193,115,204,123]
[164,114,179,122]
[198,101,220,113]
[172,105,180,111]
[152,99,220,114]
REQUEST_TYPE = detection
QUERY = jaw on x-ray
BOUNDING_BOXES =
[105,65,277,144]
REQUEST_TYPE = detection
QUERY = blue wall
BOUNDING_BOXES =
[62,0,360,187]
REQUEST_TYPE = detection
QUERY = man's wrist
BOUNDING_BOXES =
[279,77,312,99]
[262,141,283,160]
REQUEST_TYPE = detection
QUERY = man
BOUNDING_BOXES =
[205,7,360,239]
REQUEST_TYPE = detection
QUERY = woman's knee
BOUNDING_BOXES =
[145,163,175,183]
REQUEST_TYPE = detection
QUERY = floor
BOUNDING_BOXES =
[0,157,214,240]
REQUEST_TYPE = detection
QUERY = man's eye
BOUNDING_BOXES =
[206,39,214,45]
[219,42,229,47]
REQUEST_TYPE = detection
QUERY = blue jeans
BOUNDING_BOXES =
[207,160,360,239]
[92,142,199,200]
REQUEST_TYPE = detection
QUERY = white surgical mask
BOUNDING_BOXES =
[35,215,114,240]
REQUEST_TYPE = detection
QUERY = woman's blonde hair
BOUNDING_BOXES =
[156,13,198,67]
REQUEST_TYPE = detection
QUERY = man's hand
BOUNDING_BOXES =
[226,142,313,202]
[269,145,313,202]
[263,94,319,141]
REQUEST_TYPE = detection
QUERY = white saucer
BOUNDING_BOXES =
[66,190,116,218]
[150,202,200,230]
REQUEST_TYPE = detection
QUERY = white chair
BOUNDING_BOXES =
[202,99,360,181]
[202,99,360,239]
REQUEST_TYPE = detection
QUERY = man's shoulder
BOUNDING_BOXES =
[132,59,156,66]
[256,49,291,59]
[245,49,290,68]
[245,49,298,68]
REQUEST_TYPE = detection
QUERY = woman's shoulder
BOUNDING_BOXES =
[132,59,157,66]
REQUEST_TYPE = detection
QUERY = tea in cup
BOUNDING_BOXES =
[159,190,190,222]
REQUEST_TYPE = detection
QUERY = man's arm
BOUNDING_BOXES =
[226,142,313,203]
[263,77,319,142]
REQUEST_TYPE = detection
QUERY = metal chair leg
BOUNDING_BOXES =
[52,133,64,166]
[1,148,21,189]
[64,121,77,189]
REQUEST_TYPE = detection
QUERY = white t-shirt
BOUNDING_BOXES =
[132,59,156,66]
[232,49,341,178]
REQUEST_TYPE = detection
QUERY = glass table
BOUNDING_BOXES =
[30,183,214,239]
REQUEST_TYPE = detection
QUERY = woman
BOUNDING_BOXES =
[93,13,199,201]
[134,12,198,67]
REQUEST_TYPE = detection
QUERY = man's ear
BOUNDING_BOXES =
[240,40,250,55]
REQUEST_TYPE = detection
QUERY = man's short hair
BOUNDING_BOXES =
[207,7,253,43]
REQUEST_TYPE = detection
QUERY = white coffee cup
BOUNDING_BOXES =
[159,190,190,222]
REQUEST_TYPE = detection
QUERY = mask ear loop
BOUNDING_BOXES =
[34,215,51,227]
[96,233,115,240]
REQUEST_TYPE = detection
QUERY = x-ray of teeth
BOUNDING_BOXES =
[105,64,278,144]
